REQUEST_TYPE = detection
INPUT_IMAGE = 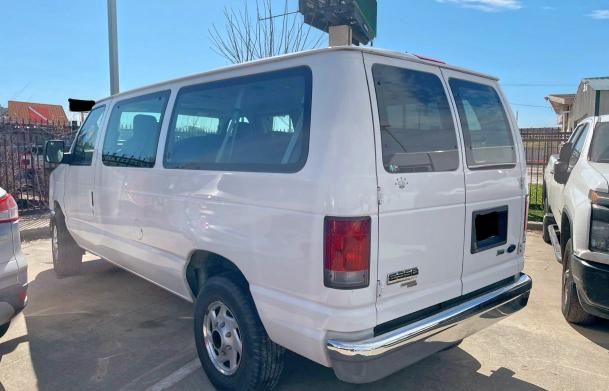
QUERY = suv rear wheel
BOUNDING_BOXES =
[194,274,284,391]
[561,239,595,325]
[51,218,83,277]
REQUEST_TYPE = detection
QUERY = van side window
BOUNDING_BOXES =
[449,79,516,169]
[164,67,312,172]
[70,105,106,166]
[102,90,170,168]
[372,64,460,173]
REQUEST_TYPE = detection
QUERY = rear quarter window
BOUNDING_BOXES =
[449,79,516,169]
[372,64,460,173]
[163,67,312,173]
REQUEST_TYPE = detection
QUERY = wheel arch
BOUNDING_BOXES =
[185,250,249,298]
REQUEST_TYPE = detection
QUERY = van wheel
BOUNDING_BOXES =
[51,219,83,277]
[0,322,9,339]
[561,239,594,325]
[194,275,284,391]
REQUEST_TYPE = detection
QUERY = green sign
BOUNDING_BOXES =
[355,0,377,40]
[299,0,378,45]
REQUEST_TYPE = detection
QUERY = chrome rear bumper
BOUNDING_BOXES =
[327,273,532,383]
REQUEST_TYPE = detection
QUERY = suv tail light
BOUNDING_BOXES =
[0,193,19,223]
[324,217,371,289]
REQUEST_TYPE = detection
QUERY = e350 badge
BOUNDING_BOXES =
[387,267,419,288]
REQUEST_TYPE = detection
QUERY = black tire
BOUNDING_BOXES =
[51,217,83,277]
[542,214,553,245]
[0,322,9,339]
[542,194,553,244]
[194,274,284,391]
[561,239,595,325]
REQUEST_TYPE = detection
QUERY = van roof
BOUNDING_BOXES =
[95,46,499,105]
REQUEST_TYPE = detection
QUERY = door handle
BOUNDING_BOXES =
[91,191,95,208]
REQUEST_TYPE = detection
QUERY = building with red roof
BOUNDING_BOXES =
[7,100,68,124]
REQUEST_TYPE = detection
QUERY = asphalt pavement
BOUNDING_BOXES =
[0,231,608,390]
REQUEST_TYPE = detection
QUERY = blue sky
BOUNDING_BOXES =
[1,0,608,127]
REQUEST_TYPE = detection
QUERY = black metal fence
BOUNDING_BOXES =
[520,127,571,220]
[0,119,75,213]
[0,121,572,219]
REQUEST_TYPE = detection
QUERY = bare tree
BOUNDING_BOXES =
[209,0,325,64]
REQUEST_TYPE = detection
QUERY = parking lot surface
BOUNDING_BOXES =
[0,231,608,390]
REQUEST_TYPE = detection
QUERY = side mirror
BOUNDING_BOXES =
[44,140,66,164]
[554,143,572,185]
[558,143,572,162]
[554,161,569,185]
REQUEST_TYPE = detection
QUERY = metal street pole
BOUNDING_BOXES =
[107,0,119,95]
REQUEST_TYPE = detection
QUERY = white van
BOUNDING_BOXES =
[46,47,532,390]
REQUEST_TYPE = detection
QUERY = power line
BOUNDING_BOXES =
[502,83,574,87]
[510,102,553,109]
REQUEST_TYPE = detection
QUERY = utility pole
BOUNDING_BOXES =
[107,0,119,95]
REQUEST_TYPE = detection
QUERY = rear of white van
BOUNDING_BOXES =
[324,49,531,383]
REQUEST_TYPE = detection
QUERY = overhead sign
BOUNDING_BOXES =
[299,0,377,45]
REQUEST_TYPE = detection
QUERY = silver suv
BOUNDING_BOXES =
[0,187,28,338]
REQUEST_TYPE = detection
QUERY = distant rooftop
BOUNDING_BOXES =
[545,94,576,114]
[7,100,68,124]
[582,77,609,91]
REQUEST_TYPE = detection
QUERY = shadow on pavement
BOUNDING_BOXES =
[18,257,547,391]
[0,335,29,359]
[277,348,545,391]
[21,258,195,391]
[571,318,609,351]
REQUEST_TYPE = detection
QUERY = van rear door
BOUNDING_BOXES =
[364,54,466,324]
[442,69,525,294]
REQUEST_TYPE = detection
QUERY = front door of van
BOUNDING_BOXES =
[63,105,106,247]
[364,54,466,324]
[442,69,525,294]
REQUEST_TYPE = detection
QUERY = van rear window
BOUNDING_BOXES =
[449,79,516,169]
[372,64,460,173]
[164,67,312,173]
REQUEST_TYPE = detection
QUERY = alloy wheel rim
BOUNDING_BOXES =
[203,301,243,375]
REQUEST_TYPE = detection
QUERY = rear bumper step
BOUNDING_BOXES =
[327,273,532,383]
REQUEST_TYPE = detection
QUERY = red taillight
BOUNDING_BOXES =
[18,287,28,306]
[324,217,371,289]
[0,193,19,223]
[523,195,529,243]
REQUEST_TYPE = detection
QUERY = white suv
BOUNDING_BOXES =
[46,47,532,390]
